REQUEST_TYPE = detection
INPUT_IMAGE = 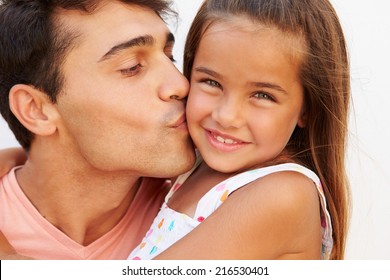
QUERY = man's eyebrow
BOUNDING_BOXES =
[166,32,175,45]
[98,35,155,62]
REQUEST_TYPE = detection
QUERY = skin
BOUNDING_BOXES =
[2,1,195,248]
[52,3,194,177]
[0,15,322,259]
[0,148,27,176]
[187,20,306,173]
[155,18,322,259]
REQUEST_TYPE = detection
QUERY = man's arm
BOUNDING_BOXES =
[0,148,27,176]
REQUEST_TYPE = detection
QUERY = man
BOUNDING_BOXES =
[0,0,195,259]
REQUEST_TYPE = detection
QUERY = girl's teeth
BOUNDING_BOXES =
[215,135,236,144]
[216,136,225,143]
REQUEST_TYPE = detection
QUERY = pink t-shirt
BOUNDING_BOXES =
[0,167,168,259]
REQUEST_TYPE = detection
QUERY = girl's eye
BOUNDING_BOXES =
[253,92,274,101]
[120,64,143,77]
[202,79,221,88]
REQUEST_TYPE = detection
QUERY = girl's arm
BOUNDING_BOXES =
[155,171,322,259]
[0,147,27,176]
[0,232,32,260]
[0,148,30,259]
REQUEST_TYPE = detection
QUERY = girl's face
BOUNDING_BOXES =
[186,18,306,173]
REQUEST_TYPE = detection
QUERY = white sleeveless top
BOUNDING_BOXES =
[128,156,333,260]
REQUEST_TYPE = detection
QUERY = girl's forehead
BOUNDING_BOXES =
[201,17,306,62]
[204,16,301,41]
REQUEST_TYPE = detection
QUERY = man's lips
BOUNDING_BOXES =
[169,114,187,128]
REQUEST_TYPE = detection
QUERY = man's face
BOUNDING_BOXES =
[53,1,195,178]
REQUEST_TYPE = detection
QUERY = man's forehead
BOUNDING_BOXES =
[57,1,166,27]
[56,1,170,56]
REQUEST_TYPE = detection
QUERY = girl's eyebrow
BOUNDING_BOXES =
[195,66,287,94]
[194,66,222,79]
[249,82,287,94]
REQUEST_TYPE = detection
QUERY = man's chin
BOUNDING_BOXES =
[160,149,196,178]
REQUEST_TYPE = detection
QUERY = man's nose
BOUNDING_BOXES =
[158,58,189,101]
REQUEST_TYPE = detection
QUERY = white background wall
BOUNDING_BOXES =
[0,0,389,259]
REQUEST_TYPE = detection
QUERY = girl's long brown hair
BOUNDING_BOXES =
[184,0,350,259]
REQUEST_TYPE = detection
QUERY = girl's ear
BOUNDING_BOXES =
[9,84,58,136]
[297,109,307,128]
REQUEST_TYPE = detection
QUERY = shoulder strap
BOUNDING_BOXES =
[164,150,203,203]
[193,163,332,242]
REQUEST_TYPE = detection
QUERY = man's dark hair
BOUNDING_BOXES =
[0,0,175,150]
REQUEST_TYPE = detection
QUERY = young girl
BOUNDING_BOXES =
[0,0,350,260]
[126,0,350,260]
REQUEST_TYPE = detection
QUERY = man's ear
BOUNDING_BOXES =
[9,84,58,136]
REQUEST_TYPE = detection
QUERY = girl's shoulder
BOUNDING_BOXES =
[239,163,321,202]
[219,164,323,258]
[155,163,328,259]
[238,166,321,216]
[196,162,323,215]
[231,163,322,228]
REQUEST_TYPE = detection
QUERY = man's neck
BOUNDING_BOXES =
[15,150,141,246]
